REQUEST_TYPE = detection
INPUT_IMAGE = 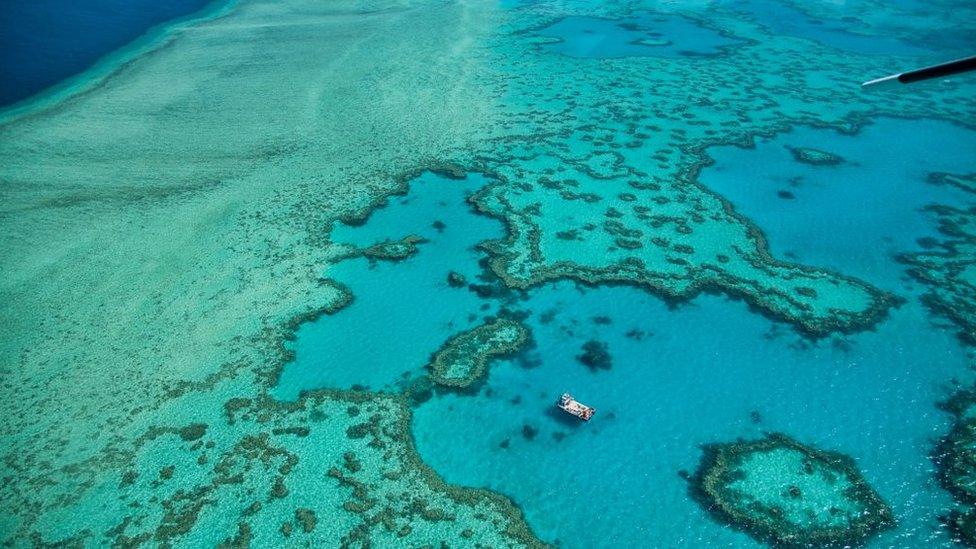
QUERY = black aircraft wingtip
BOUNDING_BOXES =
[862,54,976,89]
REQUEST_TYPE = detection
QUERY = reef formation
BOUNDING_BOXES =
[786,146,845,167]
[360,235,427,262]
[692,433,894,547]
[41,388,541,547]
[576,339,613,372]
[900,201,976,345]
[0,0,546,545]
[935,389,976,546]
[428,318,530,389]
[0,0,973,543]
[929,172,976,195]
[469,160,901,338]
[459,0,973,339]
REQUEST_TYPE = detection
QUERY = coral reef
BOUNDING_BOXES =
[457,0,973,341]
[928,172,976,194]
[0,0,545,545]
[447,270,468,288]
[692,433,894,547]
[0,0,972,543]
[360,235,427,262]
[428,318,530,388]
[786,146,845,167]
[472,173,900,338]
[900,204,976,344]
[576,339,613,371]
[91,390,543,546]
[935,389,976,546]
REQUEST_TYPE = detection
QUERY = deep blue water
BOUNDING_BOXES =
[0,0,214,106]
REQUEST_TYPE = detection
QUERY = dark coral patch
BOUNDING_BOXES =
[934,389,976,545]
[786,146,845,166]
[447,271,467,288]
[179,423,208,442]
[576,340,613,371]
[360,235,426,262]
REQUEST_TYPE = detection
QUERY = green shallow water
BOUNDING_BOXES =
[1,0,975,546]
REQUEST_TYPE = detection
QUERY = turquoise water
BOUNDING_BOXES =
[700,118,976,290]
[414,288,968,546]
[4,0,976,546]
[279,116,976,546]
[277,11,976,549]
[728,0,976,59]
[538,14,737,58]
[727,0,931,56]
[275,174,504,398]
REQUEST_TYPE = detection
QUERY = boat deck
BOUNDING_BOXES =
[557,393,595,421]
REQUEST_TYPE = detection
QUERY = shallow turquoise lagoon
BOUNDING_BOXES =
[279,116,975,544]
[700,118,976,291]
[413,286,969,547]
[537,13,737,58]
[275,173,503,399]
[404,134,972,545]
[726,0,933,56]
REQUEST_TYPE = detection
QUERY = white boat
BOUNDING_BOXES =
[557,393,595,421]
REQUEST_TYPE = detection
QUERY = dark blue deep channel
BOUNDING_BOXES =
[0,0,214,107]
